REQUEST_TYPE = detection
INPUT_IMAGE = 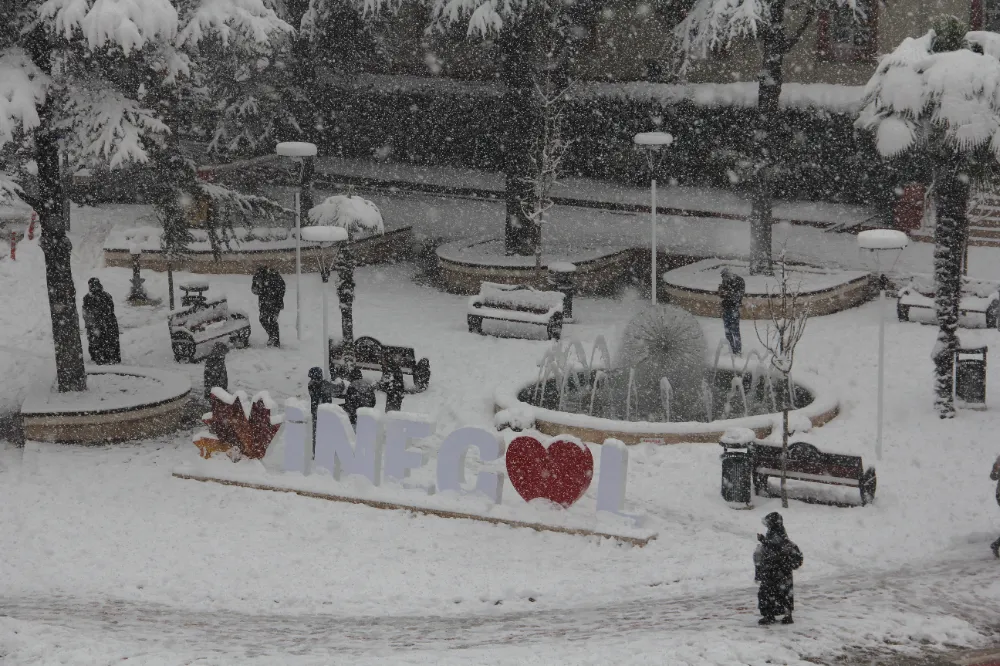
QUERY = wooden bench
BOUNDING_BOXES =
[897,280,1000,329]
[168,297,251,363]
[329,335,430,392]
[467,282,565,340]
[752,440,877,506]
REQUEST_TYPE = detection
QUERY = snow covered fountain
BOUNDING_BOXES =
[494,305,839,445]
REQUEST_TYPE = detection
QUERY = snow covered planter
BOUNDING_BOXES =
[103,224,413,274]
[661,259,872,319]
[21,366,191,444]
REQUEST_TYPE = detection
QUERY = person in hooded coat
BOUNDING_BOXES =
[990,455,1000,558]
[203,342,229,399]
[251,266,285,347]
[718,267,745,356]
[82,277,121,364]
[754,512,803,625]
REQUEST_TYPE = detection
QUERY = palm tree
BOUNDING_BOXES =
[857,18,1000,417]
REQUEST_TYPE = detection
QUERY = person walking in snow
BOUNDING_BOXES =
[203,342,229,400]
[990,455,1000,558]
[754,512,803,625]
[82,277,121,364]
[719,267,745,356]
[251,266,285,347]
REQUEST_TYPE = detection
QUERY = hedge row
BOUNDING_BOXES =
[315,77,906,214]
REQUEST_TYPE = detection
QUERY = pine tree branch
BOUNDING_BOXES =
[784,5,816,54]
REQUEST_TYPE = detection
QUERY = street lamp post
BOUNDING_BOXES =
[633,131,674,304]
[276,141,318,342]
[300,225,348,380]
[858,229,908,461]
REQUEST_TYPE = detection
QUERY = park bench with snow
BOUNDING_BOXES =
[328,335,431,392]
[897,277,1000,329]
[752,439,877,506]
[168,297,251,363]
[467,282,565,340]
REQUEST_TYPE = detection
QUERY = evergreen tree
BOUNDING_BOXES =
[857,19,1000,417]
[0,1,292,391]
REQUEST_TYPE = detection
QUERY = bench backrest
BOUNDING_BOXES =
[351,337,417,369]
[169,298,230,331]
[753,441,862,479]
[472,282,564,313]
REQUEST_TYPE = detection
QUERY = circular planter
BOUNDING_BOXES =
[21,366,191,444]
[494,358,839,445]
[104,227,413,275]
[661,259,873,319]
[436,237,635,295]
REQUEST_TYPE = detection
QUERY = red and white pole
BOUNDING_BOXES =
[10,231,16,260]
[28,212,36,240]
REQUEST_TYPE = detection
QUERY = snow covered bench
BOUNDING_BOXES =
[467,282,565,340]
[752,440,877,506]
[897,278,1000,329]
[168,297,251,363]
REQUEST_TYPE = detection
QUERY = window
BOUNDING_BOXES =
[971,0,1000,30]
[816,0,878,63]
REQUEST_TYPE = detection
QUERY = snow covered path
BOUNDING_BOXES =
[1,549,995,665]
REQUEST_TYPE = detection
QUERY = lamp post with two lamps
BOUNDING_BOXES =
[857,229,908,460]
[275,141,318,341]
[633,131,674,304]
[300,225,347,380]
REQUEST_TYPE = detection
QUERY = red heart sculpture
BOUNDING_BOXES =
[506,436,594,508]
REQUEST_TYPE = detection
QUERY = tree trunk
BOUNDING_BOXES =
[748,11,787,276]
[932,166,969,418]
[780,406,789,508]
[499,20,542,257]
[27,32,87,392]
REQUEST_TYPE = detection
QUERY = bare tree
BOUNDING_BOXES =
[754,258,809,508]
[520,76,574,274]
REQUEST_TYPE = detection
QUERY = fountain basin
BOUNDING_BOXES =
[494,357,839,445]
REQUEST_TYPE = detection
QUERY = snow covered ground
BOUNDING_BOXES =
[2,200,1000,664]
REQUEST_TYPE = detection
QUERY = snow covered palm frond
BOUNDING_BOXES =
[858,30,1000,159]
[63,87,170,168]
[0,176,23,206]
[177,0,293,48]
[198,181,283,219]
[0,49,47,148]
[308,195,384,236]
[38,0,179,53]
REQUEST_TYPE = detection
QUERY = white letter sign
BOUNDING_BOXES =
[436,426,506,504]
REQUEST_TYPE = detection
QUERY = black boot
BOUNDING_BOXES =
[781,614,794,625]
[758,616,776,625]
[991,538,1000,559]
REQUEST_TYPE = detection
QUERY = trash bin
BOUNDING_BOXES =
[720,427,755,505]
[955,346,987,407]
[547,262,577,321]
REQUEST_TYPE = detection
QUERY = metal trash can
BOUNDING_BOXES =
[547,262,577,321]
[720,427,755,505]
[955,346,987,407]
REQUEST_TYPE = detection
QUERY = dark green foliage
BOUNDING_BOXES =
[316,80,897,212]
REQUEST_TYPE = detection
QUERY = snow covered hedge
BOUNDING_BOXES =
[312,74,899,208]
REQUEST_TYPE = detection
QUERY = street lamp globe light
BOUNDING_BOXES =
[857,229,908,461]
[633,131,674,304]
[300,225,347,380]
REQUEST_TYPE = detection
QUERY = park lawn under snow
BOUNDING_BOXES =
[1,202,1000,663]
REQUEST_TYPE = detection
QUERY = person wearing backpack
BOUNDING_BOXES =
[754,512,803,625]
[251,266,286,348]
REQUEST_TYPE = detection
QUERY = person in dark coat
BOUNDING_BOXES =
[754,512,803,625]
[990,455,1000,558]
[82,277,121,364]
[251,266,285,347]
[377,355,406,413]
[203,342,229,399]
[719,267,745,356]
